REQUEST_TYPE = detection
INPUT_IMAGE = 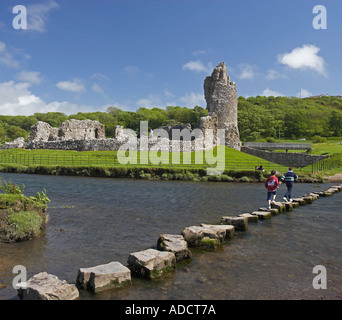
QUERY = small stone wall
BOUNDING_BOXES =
[241,146,329,167]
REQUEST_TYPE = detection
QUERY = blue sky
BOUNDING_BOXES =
[0,0,340,115]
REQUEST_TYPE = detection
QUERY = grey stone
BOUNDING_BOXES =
[238,213,259,222]
[127,249,176,279]
[17,272,79,300]
[292,198,307,205]
[251,211,272,220]
[302,196,315,204]
[220,216,248,231]
[200,224,235,240]
[271,201,286,212]
[181,225,226,248]
[1,137,25,149]
[76,261,131,292]
[258,207,280,216]
[283,202,294,212]
[157,234,192,261]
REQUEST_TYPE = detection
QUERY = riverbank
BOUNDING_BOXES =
[0,181,49,243]
[0,163,325,183]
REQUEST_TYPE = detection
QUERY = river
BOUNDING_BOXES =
[0,173,341,300]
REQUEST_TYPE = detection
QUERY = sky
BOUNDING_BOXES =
[0,0,340,116]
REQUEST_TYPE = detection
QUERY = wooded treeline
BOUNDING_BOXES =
[1,96,341,143]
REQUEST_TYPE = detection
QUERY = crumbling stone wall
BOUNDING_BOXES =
[27,119,106,143]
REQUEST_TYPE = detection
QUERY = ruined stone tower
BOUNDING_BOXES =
[198,62,241,150]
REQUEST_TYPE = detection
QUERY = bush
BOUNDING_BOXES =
[221,174,234,182]
[312,135,328,143]
[0,179,25,195]
[240,176,250,182]
[6,210,43,241]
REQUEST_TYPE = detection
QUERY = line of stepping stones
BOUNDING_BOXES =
[17,184,342,300]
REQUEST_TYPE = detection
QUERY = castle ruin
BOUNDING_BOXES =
[1,62,241,152]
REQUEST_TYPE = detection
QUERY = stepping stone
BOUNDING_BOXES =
[181,225,226,248]
[127,249,176,279]
[17,272,79,300]
[283,202,294,212]
[307,193,320,199]
[220,216,248,231]
[157,234,192,261]
[291,201,300,208]
[330,185,342,191]
[251,211,272,220]
[237,213,259,222]
[259,207,279,216]
[76,262,131,292]
[200,224,235,240]
[292,198,307,205]
[302,196,315,204]
[271,202,286,212]
[325,188,340,194]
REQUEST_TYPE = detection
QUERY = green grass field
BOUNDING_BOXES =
[0,145,329,175]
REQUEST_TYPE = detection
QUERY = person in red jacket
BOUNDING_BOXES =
[265,170,280,209]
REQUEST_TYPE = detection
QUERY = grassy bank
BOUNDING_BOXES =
[0,180,50,243]
[0,162,325,184]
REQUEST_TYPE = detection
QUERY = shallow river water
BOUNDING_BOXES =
[0,172,341,300]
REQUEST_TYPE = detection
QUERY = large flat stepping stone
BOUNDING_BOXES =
[220,216,248,231]
[330,185,342,191]
[200,224,235,240]
[301,196,315,204]
[292,197,307,205]
[237,213,258,222]
[127,249,176,279]
[76,262,131,292]
[271,202,286,212]
[157,234,192,261]
[181,225,226,248]
[251,211,272,220]
[325,187,340,194]
[283,202,294,211]
[258,207,279,216]
[17,272,79,300]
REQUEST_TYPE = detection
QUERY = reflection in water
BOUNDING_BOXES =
[0,172,341,300]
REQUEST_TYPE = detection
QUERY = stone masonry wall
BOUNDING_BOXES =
[241,146,329,167]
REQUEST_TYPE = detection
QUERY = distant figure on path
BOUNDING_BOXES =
[265,170,279,210]
[149,128,153,139]
[281,166,298,202]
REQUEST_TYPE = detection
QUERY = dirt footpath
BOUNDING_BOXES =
[325,173,342,182]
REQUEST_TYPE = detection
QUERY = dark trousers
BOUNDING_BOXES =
[284,182,294,200]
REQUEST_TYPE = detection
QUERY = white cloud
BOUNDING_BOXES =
[298,89,312,98]
[0,41,20,69]
[261,88,284,97]
[278,44,327,76]
[91,73,110,81]
[27,0,59,33]
[16,70,43,85]
[0,42,5,53]
[182,60,212,73]
[56,79,85,93]
[0,81,93,116]
[92,83,104,95]
[192,50,206,56]
[136,94,162,109]
[123,65,141,75]
[238,64,257,80]
[266,69,288,80]
[179,92,205,107]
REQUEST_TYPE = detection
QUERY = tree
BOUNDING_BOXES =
[329,111,342,136]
